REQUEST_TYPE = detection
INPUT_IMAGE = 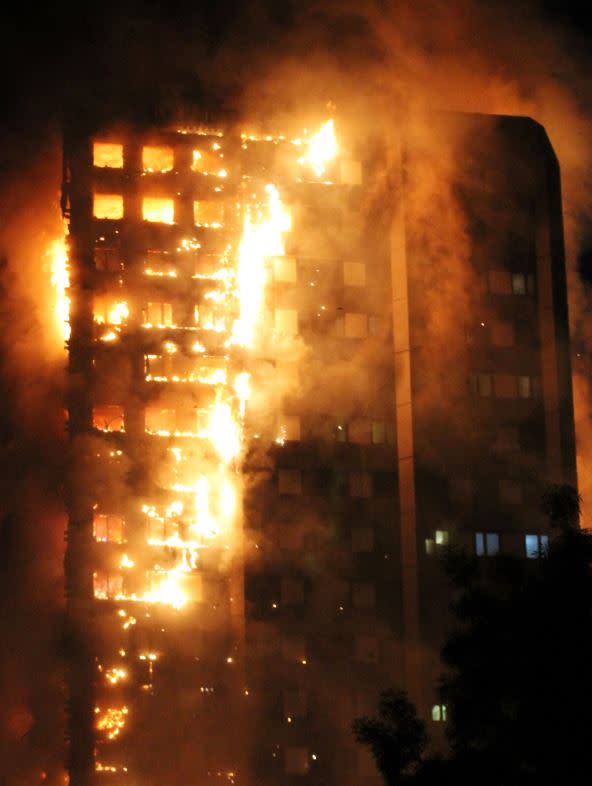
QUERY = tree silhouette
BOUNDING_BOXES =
[354,486,592,786]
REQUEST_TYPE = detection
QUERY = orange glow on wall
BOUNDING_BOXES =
[142,146,174,173]
[94,194,124,220]
[93,143,124,168]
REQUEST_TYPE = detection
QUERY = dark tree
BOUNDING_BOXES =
[354,486,592,786]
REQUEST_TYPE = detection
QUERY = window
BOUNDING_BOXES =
[495,427,519,452]
[92,405,124,432]
[431,704,447,722]
[352,582,376,610]
[274,308,298,336]
[142,197,175,224]
[491,321,514,347]
[469,373,492,397]
[144,302,173,326]
[142,145,174,173]
[93,143,124,168]
[191,148,223,173]
[518,375,532,398]
[332,418,347,442]
[281,578,305,605]
[525,533,549,559]
[285,747,309,775]
[488,271,512,295]
[144,355,172,379]
[435,529,449,546]
[93,571,123,600]
[273,256,297,283]
[193,200,224,227]
[94,246,121,272]
[352,527,374,553]
[278,415,301,442]
[93,514,124,543]
[348,418,372,445]
[368,315,382,336]
[512,273,526,295]
[372,421,386,444]
[344,312,368,338]
[145,408,176,434]
[499,479,523,506]
[278,469,302,495]
[349,471,372,498]
[475,532,500,556]
[494,373,518,398]
[343,260,366,286]
[425,538,435,555]
[93,194,124,220]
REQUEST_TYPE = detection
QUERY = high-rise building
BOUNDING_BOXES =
[62,110,575,786]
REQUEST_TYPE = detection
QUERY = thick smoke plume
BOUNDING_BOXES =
[1,1,592,781]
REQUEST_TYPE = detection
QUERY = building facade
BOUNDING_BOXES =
[62,111,575,786]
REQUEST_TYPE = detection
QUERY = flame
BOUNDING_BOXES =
[108,302,129,325]
[95,707,128,740]
[300,119,338,177]
[49,237,70,341]
[232,184,291,347]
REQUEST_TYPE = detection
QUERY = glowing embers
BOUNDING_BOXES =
[48,235,70,342]
[94,194,124,220]
[93,142,124,168]
[92,405,124,433]
[95,706,129,741]
[103,666,128,686]
[142,145,174,173]
[142,197,175,224]
[193,200,225,228]
[232,184,291,347]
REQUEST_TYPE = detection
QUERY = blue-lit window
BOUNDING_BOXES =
[475,532,500,556]
[525,533,549,559]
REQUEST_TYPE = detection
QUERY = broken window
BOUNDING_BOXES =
[93,571,123,600]
[142,146,174,173]
[93,514,124,543]
[93,143,124,169]
[193,200,224,227]
[93,194,124,220]
[142,197,175,224]
[144,302,173,326]
[92,405,124,432]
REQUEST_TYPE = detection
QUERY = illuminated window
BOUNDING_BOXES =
[93,514,124,543]
[525,533,549,559]
[352,527,374,553]
[93,571,123,599]
[432,704,447,722]
[278,469,302,495]
[274,308,298,336]
[93,298,129,326]
[352,582,375,610]
[475,532,500,556]
[435,529,449,546]
[278,415,301,442]
[94,194,124,220]
[425,539,435,555]
[92,405,124,432]
[142,145,174,173]
[285,747,309,775]
[193,200,224,227]
[344,312,368,338]
[144,302,173,326]
[142,197,175,224]
[145,408,176,433]
[512,273,526,295]
[518,375,533,398]
[281,578,305,605]
[191,148,223,173]
[273,256,297,283]
[343,260,366,286]
[499,479,523,505]
[355,636,379,663]
[349,471,372,498]
[144,355,173,379]
[372,421,386,444]
[93,143,123,168]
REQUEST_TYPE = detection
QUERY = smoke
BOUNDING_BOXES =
[2,0,592,781]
